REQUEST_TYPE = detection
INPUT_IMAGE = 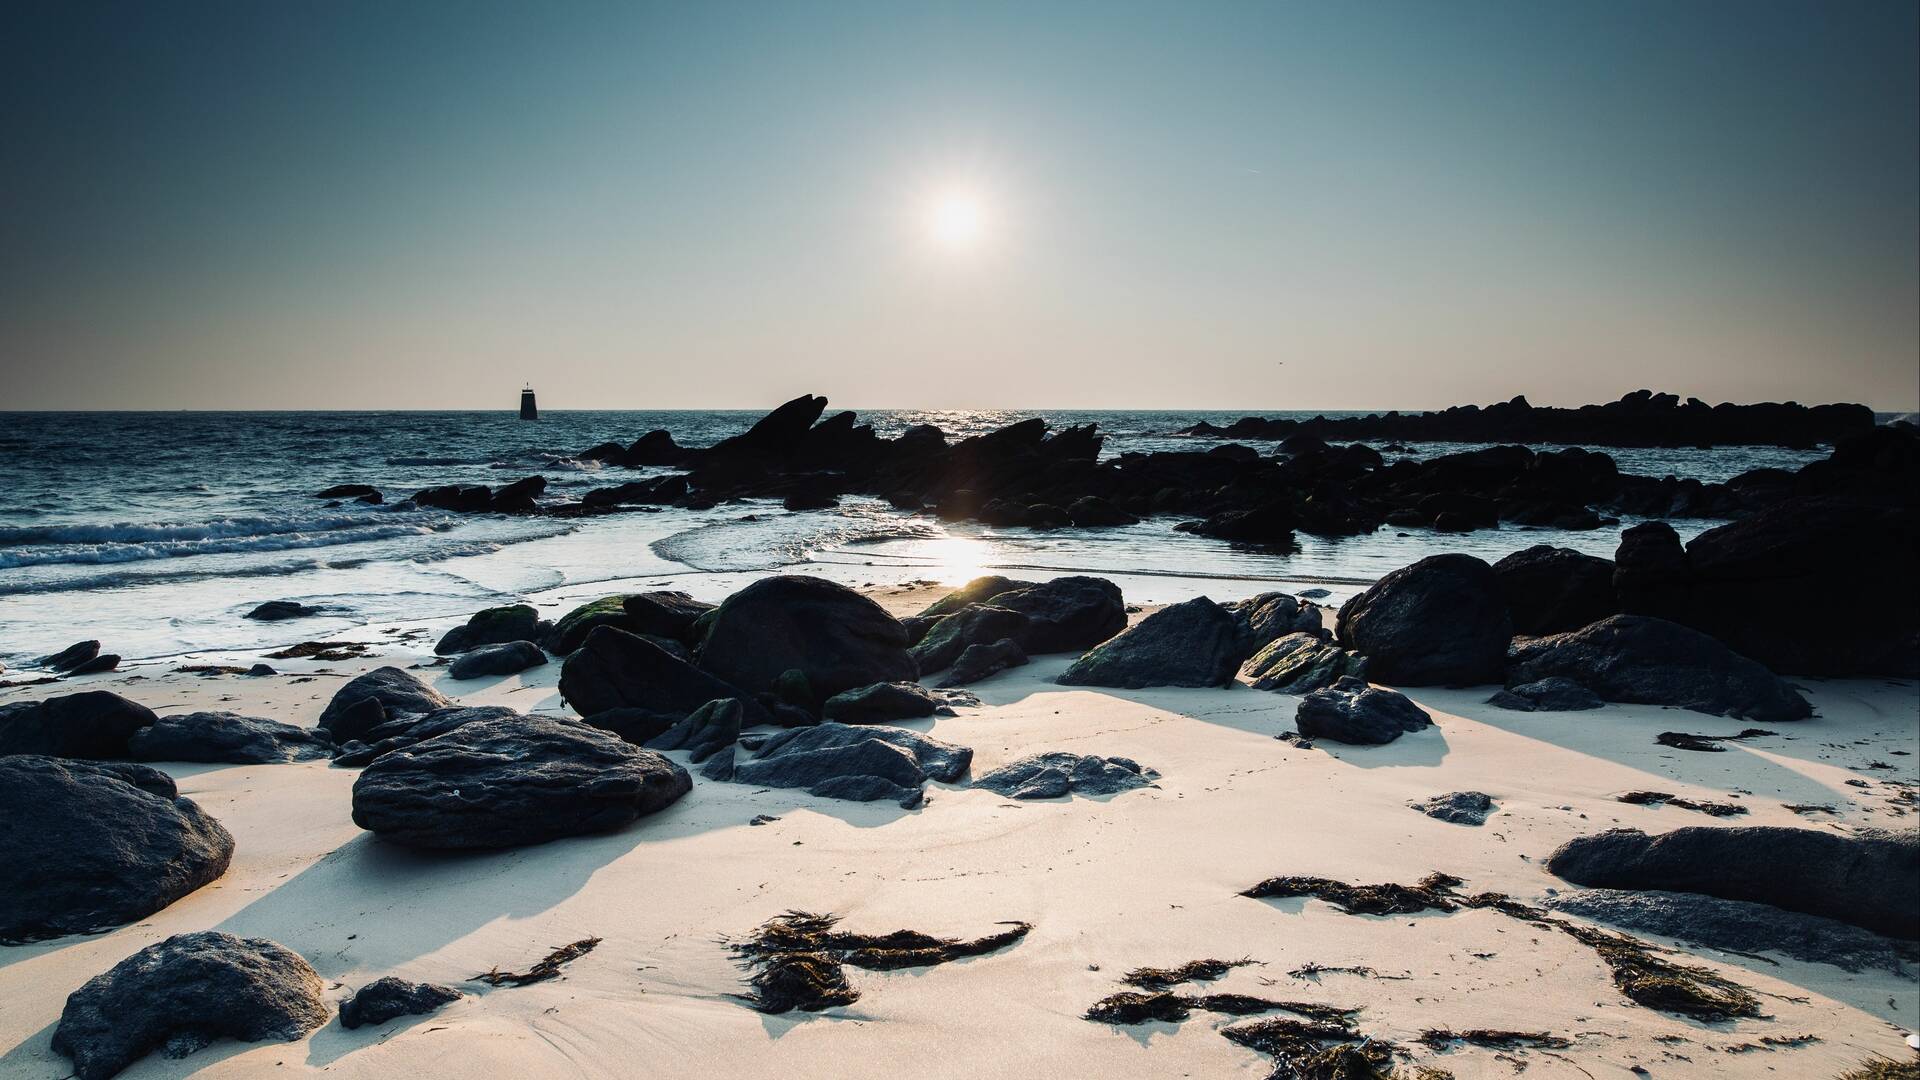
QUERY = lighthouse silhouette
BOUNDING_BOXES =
[519,384,538,421]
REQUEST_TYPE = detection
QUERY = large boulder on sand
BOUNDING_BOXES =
[1294,677,1433,745]
[986,576,1126,653]
[910,605,1031,675]
[621,590,715,643]
[822,681,942,724]
[0,691,157,759]
[1505,615,1810,723]
[1547,825,1919,939]
[339,977,461,1030]
[1,756,233,943]
[560,626,764,722]
[545,595,640,654]
[1222,592,1323,656]
[446,640,547,680]
[434,603,541,655]
[52,930,328,1080]
[1241,632,1369,694]
[918,576,1036,618]
[1336,554,1511,685]
[696,576,915,703]
[730,722,971,808]
[351,713,691,849]
[316,667,451,744]
[939,638,1029,687]
[129,711,333,763]
[1492,545,1618,636]
[1057,597,1241,688]
[975,752,1158,799]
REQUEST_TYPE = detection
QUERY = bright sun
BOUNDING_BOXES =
[927,190,986,250]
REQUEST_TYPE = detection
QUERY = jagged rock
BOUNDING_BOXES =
[1545,889,1916,973]
[645,698,743,769]
[1241,632,1369,694]
[1505,615,1810,723]
[338,977,461,1030]
[1547,826,1919,939]
[730,722,971,808]
[1,757,232,943]
[66,654,120,675]
[245,600,319,621]
[0,691,157,758]
[546,595,640,654]
[696,575,915,702]
[1057,597,1241,689]
[328,705,510,767]
[1223,592,1324,656]
[919,576,1036,618]
[52,931,328,1080]
[40,640,101,671]
[1293,677,1433,745]
[910,604,1031,675]
[939,639,1029,687]
[1492,545,1618,636]
[559,625,763,722]
[987,576,1127,653]
[316,666,451,744]
[447,641,547,680]
[1336,554,1511,685]
[128,711,333,763]
[351,713,691,849]
[316,483,380,500]
[434,604,541,655]
[1486,676,1604,712]
[621,590,715,643]
[975,752,1157,799]
[1409,791,1495,825]
[822,682,942,724]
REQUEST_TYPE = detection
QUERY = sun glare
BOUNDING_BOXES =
[927,190,986,250]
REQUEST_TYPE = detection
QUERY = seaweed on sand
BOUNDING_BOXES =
[1084,990,1359,1026]
[730,911,1032,1013]
[1838,1059,1920,1080]
[1240,873,1464,916]
[473,937,601,986]
[1417,1029,1571,1050]
[1121,957,1255,990]
[1655,728,1777,753]
[264,640,370,661]
[1222,1017,1407,1080]
[1615,791,1748,817]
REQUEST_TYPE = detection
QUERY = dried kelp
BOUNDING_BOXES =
[1417,1029,1571,1050]
[1222,1017,1405,1080]
[1656,728,1777,752]
[1085,990,1359,1026]
[472,936,601,987]
[1838,1059,1920,1080]
[730,910,1031,1013]
[1616,791,1749,817]
[1121,957,1255,990]
[264,640,371,661]
[1240,872,1464,916]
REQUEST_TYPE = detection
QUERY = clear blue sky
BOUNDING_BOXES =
[3,0,1915,410]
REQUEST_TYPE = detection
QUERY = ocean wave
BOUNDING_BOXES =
[0,509,418,548]
[0,522,448,569]
[652,509,938,572]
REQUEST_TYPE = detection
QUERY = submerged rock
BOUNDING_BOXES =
[0,756,234,943]
[1505,615,1810,723]
[822,681,942,724]
[0,690,157,758]
[128,711,333,763]
[697,575,916,702]
[559,626,762,721]
[1408,791,1495,825]
[1335,553,1511,686]
[351,713,691,849]
[1241,632,1368,694]
[1486,676,1604,712]
[975,752,1158,799]
[1057,597,1240,689]
[316,666,451,744]
[939,638,1029,686]
[1293,677,1433,745]
[338,977,461,1030]
[446,640,547,679]
[730,722,971,808]
[245,600,319,621]
[52,931,328,1080]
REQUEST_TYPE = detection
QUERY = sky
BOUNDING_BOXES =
[2,0,1915,411]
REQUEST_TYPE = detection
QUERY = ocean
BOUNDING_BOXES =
[0,409,1833,666]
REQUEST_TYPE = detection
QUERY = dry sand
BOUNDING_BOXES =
[2,585,1916,1079]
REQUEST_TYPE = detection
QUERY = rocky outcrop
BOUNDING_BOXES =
[545,595,641,654]
[1486,676,1603,712]
[696,576,915,703]
[822,682,942,724]
[413,475,546,515]
[910,605,1031,676]
[434,604,542,654]
[446,640,547,679]
[329,705,513,768]
[1057,597,1240,689]
[0,691,157,758]
[316,666,451,745]
[351,713,691,848]
[1240,633,1368,694]
[338,977,461,1030]
[621,590,714,643]
[918,576,1036,618]
[644,698,744,776]
[1335,554,1511,686]
[559,626,763,722]
[128,711,333,763]
[1222,592,1323,656]
[939,639,1029,686]
[729,722,971,808]
[1492,545,1618,636]
[974,752,1157,799]
[987,577,1126,653]
[1293,677,1433,745]
[0,756,234,943]
[52,931,329,1080]
[1505,615,1810,723]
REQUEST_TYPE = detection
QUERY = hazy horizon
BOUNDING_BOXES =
[4,1,1916,411]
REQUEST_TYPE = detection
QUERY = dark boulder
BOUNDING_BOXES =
[1222,592,1323,656]
[447,641,547,680]
[1336,554,1510,686]
[730,722,971,808]
[974,752,1157,799]
[910,604,1031,675]
[339,977,461,1030]
[576,707,681,747]
[621,590,715,643]
[1546,826,1919,939]
[128,711,333,763]
[644,698,744,773]
[822,682,942,724]
[40,640,101,671]
[351,713,692,849]
[1486,676,1603,712]
[1545,889,1916,974]
[546,595,640,654]
[52,931,328,1080]
[696,575,915,702]
[918,576,1035,618]
[1240,633,1368,694]
[410,484,492,512]
[1057,597,1240,689]
[559,626,763,722]
[316,666,451,744]
[0,690,157,758]
[938,639,1029,687]
[1613,521,1690,622]
[434,604,541,655]
[1505,615,1810,723]
[245,600,319,621]
[488,475,546,514]
[66,653,121,675]
[1294,677,1433,745]
[1492,545,1618,636]
[329,705,512,767]
[1066,496,1138,527]
[1,756,233,943]
[986,576,1126,654]
[316,483,380,501]
[1408,791,1495,825]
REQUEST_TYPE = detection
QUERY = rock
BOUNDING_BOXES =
[447,641,547,680]
[52,931,328,1079]
[0,756,232,943]
[576,707,681,747]
[1409,791,1495,825]
[0,690,157,758]
[1613,521,1691,622]
[316,483,380,500]
[1505,615,1810,723]
[1294,677,1433,745]
[938,639,1029,687]
[1066,496,1138,527]
[1222,592,1323,656]
[40,639,101,671]
[822,682,942,724]
[316,666,451,744]
[559,626,763,722]
[696,576,915,702]
[128,711,333,763]
[351,713,691,849]
[338,977,461,1030]
[488,475,546,513]
[644,698,743,771]
[1492,545,1618,636]
[245,664,276,676]
[546,595,640,654]
[65,654,121,675]
[245,600,319,621]
[1486,676,1604,712]
[975,752,1158,799]
[621,590,715,643]
[1546,826,1919,939]
[1057,597,1241,689]
[1545,889,1915,974]
[986,576,1126,654]
[730,722,972,808]
[918,576,1036,618]
[1335,554,1511,685]
[328,705,510,767]
[910,604,1031,675]
[1241,632,1369,694]
[434,604,541,655]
